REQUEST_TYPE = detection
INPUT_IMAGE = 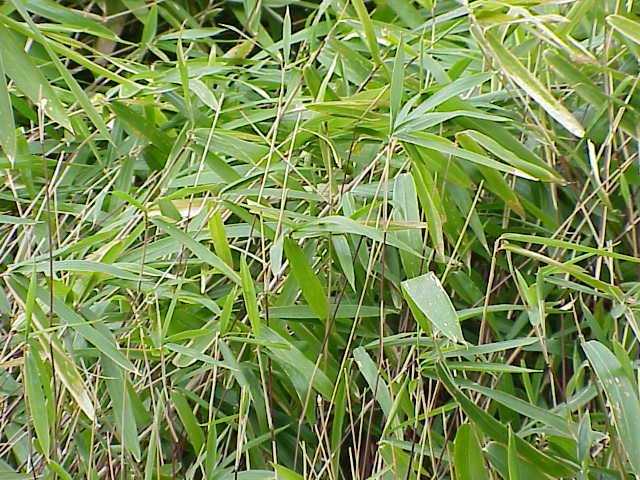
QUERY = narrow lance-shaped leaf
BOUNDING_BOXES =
[411,159,445,260]
[172,390,205,453]
[607,15,640,46]
[25,344,50,456]
[282,7,291,63]
[0,23,71,130]
[240,257,262,337]
[353,347,393,418]
[0,52,16,163]
[284,237,329,321]
[331,235,355,290]
[350,0,383,68]
[10,0,112,142]
[390,36,404,130]
[435,364,578,477]
[32,284,136,373]
[583,341,640,474]
[152,217,240,284]
[208,210,234,268]
[102,356,141,461]
[483,31,585,138]
[399,131,538,180]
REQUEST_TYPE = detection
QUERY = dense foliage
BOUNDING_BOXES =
[1,0,640,478]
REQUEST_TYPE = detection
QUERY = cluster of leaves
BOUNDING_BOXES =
[1,0,640,478]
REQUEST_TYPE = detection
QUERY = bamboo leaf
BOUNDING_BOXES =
[283,238,329,321]
[483,31,585,138]
[583,341,640,474]
[401,272,464,343]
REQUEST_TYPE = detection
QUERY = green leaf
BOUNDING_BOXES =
[458,130,562,183]
[283,238,329,321]
[483,31,585,138]
[0,23,70,130]
[208,210,234,269]
[152,217,240,284]
[282,7,291,63]
[411,160,445,259]
[399,131,537,180]
[436,364,578,478]
[583,341,640,474]
[0,52,16,163]
[390,37,404,130]
[274,464,304,480]
[351,0,382,68]
[454,424,488,480]
[103,357,141,461]
[353,346,393,418]
[25,344,50,456]
[23,0,118,39]
[331,235,355,290]
[240,257,262,337]
[260,327,334,399]
[401,272,464,343]
[508,427,520,480]
[607,15,640,46]
[392,172,423,277]
[11,0,113,142]
[457,378,572,436]
[30,282,137,374]
[172,390,205,453]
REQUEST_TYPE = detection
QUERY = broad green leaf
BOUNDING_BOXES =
[454,424,488,480]
[401,272,464,343]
